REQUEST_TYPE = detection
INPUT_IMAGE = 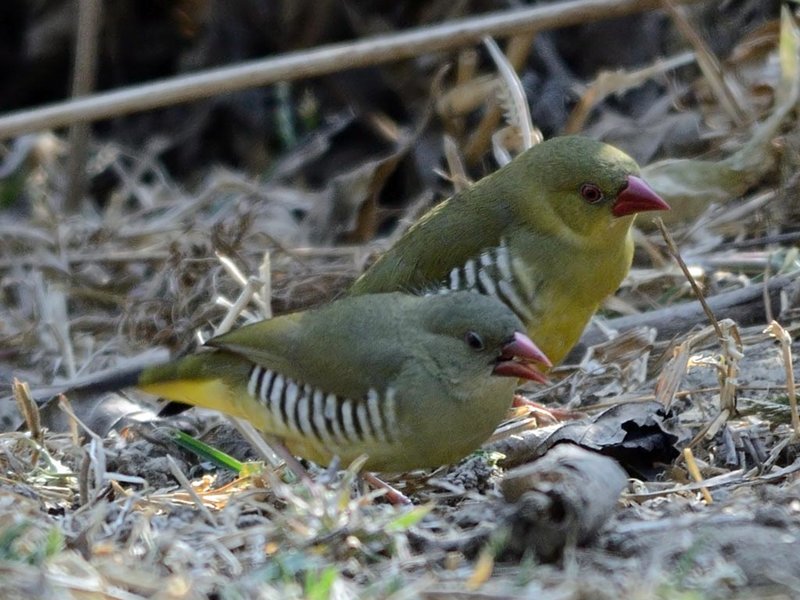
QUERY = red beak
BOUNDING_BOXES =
[493,332,551,384]
[612,175,670,217]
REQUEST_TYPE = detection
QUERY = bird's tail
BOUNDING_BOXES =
[135,353,255,422]
[77,367,145,395]
[60,352,256,424]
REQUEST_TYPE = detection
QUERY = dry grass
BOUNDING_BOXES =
[1,2,799,598]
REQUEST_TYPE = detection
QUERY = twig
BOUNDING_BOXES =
[214,252,282,468]
[0,249,172,270]
[718,231,800,251]
[657,219,744,439]
[35,273,78,379]
[12,379,42,446]
[576,271,798,350]
[441,134,471,192]
[662,0,748,125]
[215,252,248,289]
[682,447,713,503]
[64,0,102,213]
[763,257,774,324]
[215,252,271,319]
[0,0,703,140]
[465,32,535,164]
[655,218,723,340]
[166,455,218,526]
[457,48,479,88]
[226,419,282,469]
[764,321,799,436]
[564,51,696,133]
[214,278,260,334]
[627,456,800,501]
[258,252,273,320]
[653,335,694,410]
[483,36,534,152]
[78,451,91,506]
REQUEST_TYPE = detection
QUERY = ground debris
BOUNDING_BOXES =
[1,1,798,598]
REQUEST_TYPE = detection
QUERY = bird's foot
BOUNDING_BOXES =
[269,447,411,504]
[511,394,586,425]
[362,472,412,505]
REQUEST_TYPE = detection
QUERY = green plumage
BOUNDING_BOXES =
[350,136,669,364]
[116,292,543,472]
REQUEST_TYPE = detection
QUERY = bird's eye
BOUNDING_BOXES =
[464,331,485,351]
[580,183,603,204]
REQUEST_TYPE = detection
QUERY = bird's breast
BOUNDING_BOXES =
[426,230,633,364]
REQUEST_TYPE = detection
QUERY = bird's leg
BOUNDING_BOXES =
[318,455,341,485]
[260,443,410,504]
[264,436,312,483]
[262,445,411,505]
[362,472,412,505]
[512,394,586,424]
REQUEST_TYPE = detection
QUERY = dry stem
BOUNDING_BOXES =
[0,0,703,140]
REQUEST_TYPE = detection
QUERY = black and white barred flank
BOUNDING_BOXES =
[246,365,399,446]
[436,238,534,322]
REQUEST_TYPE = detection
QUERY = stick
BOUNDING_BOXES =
[64,0,102,213]
[656,218,723,341]
[0,0,702,140]
[573,272,798,353]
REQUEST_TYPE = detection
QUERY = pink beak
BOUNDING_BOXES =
[493,332,552,384]
[612,175,670,217]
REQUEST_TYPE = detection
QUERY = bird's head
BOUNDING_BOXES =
[417,292,551,390]
[509,136,669,240]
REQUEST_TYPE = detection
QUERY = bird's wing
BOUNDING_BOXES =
[351,182,513,294]
[206,297,410,401]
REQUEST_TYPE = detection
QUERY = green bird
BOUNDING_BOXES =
[350,136,670,365]
[81,292,549,472]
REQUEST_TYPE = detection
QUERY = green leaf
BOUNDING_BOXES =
[170,428,244,473]
[304,566,339,600]
[385,504,433,532]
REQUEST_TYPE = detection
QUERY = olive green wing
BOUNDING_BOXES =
[350,177,515,294]
[206,294,414,400]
